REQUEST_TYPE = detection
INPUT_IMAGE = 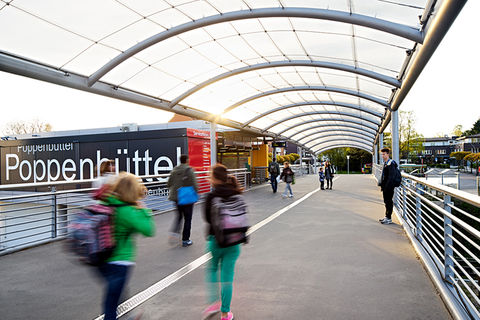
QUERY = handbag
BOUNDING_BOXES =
[177,167,198,205]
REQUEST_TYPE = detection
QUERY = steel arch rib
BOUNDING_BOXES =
[168,60,400,108]
[315,144,373,154]
[278,118,378,136]
[286,123,377,140]
[296,128,376,142]
[243,101,383,127]
[225,86,390,114]
[301,133,374,146]
[310,139,373,150]
[87,7,423,86]
[263,111,380,132]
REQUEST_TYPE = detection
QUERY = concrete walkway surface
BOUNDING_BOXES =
[0,174,451,320]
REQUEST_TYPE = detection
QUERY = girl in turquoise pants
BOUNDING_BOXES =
[203,164,245,320]
[206,236,241,313]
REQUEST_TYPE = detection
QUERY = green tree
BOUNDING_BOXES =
[464,118,480,136]
[399,110,424,162]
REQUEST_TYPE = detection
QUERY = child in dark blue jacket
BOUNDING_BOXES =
[319,167,326,190]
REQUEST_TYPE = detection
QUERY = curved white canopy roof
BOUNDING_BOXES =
[0,0,467,153]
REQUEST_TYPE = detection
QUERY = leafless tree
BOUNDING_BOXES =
[2,119,53,136]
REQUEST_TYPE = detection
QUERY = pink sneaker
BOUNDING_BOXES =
[201,301,221,320]
[221,312,234,320]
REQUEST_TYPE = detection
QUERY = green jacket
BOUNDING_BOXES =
[167,164,198,202]
[105,196,155,262]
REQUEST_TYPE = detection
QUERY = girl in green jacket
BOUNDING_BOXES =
[99,172,155,320]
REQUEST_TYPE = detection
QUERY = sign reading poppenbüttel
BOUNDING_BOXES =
[0,129,196,185]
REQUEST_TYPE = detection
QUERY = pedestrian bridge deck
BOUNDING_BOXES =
[0,175,450,320]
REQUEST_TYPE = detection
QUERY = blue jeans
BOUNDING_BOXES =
[98,263,131,320]
[270,175,278,192]
[283,182,293,196]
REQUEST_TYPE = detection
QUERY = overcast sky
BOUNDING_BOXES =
[1,1,478,138]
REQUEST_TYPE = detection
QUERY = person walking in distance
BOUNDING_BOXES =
[167,154,198,247]
[202,164,245,320]
[379,148,396,225]
[268,157,281,193]
[325,161,335,190]
[99,172,155,320]
[319,167,326,190]
[280,161,295,198]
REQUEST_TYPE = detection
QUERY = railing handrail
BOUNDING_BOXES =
[0,169,248,191]
[402,172,480,207]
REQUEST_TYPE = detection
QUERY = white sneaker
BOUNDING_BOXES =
[288,194,293,198]
[381,218,393,225]
[379,217,387,222]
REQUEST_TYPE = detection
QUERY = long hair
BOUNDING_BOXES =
[112,172,146,204]
[212,164,243,193]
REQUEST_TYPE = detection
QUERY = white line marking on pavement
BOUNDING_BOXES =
[94,176,339,320]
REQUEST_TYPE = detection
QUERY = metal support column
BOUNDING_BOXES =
[392,110,400,164]
[443,194,454,282]
[210,121,216,167]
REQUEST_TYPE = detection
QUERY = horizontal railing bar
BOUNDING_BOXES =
[0,209,55,222]
[3,223,55,236]
[449,268,480,315]
[2,230,55,243]
[5,215,56,228]
[0,204,53,215]
[448,244,480,279]
[450,256,480,296]
[450,225,480,253]
[421,229,445,260]
[402,172,480,207]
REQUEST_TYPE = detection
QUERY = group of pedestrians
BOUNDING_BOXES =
[85,148,398,320]
[268,159,295,197]
[318,161,335,190]
[86,156,243,320]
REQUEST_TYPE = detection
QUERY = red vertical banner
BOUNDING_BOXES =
[187,129,212,193]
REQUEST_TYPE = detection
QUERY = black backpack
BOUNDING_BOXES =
[269,162,279,175]
[391,161,402,188]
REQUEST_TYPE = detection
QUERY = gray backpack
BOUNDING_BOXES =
[211,195,250,248]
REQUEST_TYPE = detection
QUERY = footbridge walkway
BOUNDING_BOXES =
[0,174,459,320]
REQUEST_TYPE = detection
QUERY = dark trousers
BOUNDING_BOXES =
[326,178,333,189]
[383,189,394,219]
[98,264,131,320]
[320,180,325,189]
[270,175,278,193]
[172,203,194,241]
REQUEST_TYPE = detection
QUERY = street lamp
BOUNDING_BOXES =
[347,155,350,175]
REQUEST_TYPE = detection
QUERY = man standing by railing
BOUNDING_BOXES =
[379,148,396,225]
[268,158,280,193]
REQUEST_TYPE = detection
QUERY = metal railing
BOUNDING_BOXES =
[392,173,480,319]
[425,168,460,189]
[0,169,249,255]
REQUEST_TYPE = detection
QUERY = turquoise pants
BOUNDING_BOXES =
[205,236,241,313]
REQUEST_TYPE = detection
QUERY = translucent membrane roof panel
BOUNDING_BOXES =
[100,19,166,52]
[12,0,140,41]
[0,5,92,69]
[121,66,184,97]
[149,7,193,29]
[62,44,122,76]
[353,0,425,27]
[117,0,171,16]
